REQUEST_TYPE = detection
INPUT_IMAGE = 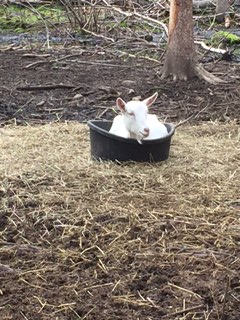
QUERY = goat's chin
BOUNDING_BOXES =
[129,131,144,144]
[137,134,146,144]
[133,134,144,144]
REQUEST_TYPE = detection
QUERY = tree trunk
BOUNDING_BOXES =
[216,0,233,23]
[161,0,225,84]
[161,0,196,81]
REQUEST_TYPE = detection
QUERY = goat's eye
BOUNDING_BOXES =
[128,112,134,116]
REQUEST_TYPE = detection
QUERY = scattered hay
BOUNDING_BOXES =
[0,121,239,320]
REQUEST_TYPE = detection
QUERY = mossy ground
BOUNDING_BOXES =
[0,4,65,33]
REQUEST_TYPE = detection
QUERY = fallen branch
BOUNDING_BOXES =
[16,84,76,91]
[195,41,227,55]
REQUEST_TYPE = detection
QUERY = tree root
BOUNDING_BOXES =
[161,63,226,84]
[160,55,197,82]
[195,64,226,84]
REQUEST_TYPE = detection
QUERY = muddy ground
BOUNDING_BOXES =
[0,48,239,126]
[0,46,239,320]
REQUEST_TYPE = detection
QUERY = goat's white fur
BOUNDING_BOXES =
[109,92,168,144]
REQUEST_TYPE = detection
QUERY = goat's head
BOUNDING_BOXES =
[116,92,158,144]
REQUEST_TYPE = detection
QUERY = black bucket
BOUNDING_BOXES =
[88,120,175,162]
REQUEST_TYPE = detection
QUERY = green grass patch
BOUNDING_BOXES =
[210,30,240,46]
[0,4,66,33]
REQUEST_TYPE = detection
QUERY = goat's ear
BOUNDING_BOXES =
[116,97,126,113]
[143,92,158,107]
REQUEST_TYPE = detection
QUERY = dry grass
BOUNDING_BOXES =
[0,122,239,320]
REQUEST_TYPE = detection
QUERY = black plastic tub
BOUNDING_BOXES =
[88,120,175,162]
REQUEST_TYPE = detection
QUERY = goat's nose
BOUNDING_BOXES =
[144,128,149,134]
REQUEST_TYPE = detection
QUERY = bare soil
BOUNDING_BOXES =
[0,47,239,320]
[0,48,239,126]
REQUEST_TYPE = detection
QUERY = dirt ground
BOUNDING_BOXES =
[0,47,240,320]
[0,48,239,126]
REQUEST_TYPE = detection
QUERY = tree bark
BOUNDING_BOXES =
[161,0,196,81]
[161,0,225,84]
[216,0,234,23]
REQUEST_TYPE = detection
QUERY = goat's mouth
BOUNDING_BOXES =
[140,131,149,138]
[129,131,148,144]
[136,132,149,144]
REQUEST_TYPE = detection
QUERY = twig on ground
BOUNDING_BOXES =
[24,61,49,69]
[168,283,203,300]
[114,49,161,64]
[14,98,34,115]
[162,304,205,318]
[96,107,110,119]
[82,27,115,42]
[25,54,135,70]
[24,53,85,69]
[175,103,210,128]
[22,53,52,58]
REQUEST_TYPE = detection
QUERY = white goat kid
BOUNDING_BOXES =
[109,92,168,144]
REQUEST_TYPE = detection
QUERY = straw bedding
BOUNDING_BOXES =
[0,122,239,319]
